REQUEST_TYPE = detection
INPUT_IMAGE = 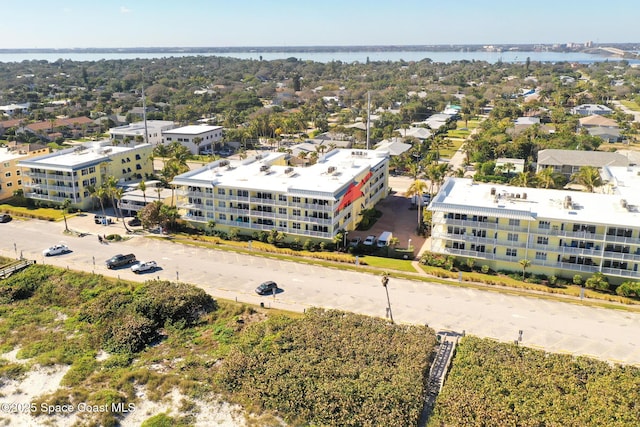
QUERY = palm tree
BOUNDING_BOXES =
[519,259,531,280]
[570,166,603,192]
[535,167,565,189]
[193,136,203,155]
[405,179,429,228]
[139,179,147,204]
[89,185,107,220]
[510,171,535,188]
[61,199,72,232]
[112,186,131,232]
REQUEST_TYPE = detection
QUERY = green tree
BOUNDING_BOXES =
[61,198,72,232]
[585,272,609,291]
[570,166,603,192]
[519,259,531,280]
[535,167,565,189]
[405,179,429,228]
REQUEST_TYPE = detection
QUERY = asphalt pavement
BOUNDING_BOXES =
[2,215,640,366]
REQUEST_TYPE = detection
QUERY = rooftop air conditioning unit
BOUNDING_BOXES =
[260,165,270,172]
[285,167,294,174]
[327,166,336,174]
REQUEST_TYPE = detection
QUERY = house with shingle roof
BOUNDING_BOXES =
[536,149,628,179]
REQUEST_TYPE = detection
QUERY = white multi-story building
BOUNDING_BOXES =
[18,141,154,210]
[109,120,175,146]
[429,177,640,284]
[171,149,389,241]
[162,125,223,155]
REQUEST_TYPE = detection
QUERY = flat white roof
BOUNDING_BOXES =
[431,178,640,228]
[163,125,223,135]
[0,148,27,162]
[172,149,388,197]
[110,120,174,134]
[19,142,150,170]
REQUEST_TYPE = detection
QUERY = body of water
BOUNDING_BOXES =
[0,50,638,65]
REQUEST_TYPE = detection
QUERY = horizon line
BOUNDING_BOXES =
[1,42,639,51]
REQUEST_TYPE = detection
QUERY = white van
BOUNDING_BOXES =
[377,231,393,247]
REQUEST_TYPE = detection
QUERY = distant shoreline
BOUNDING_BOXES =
[1,43,639,55]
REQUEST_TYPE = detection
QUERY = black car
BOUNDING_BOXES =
[255,281,278,295]
[127,217,142,227]
[0,214,11,223]
[105,253,137,269]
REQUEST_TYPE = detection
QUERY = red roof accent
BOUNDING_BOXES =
[337,171,373,212]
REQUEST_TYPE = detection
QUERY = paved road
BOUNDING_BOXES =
[3,217,640,366]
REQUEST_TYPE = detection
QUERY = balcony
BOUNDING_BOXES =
[602,251,640,262]
[601,267,640,279]
[604,234,640,244]
[557,262,599,274]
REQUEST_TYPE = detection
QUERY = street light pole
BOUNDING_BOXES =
[381,273,394,323]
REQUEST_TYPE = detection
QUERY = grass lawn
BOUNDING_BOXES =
[620,100,640,111]
[0,204,65,221]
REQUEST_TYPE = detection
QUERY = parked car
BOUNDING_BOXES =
[127,217,141,227]
[94,215,112,225]
[377,231,393,247]
[131,260,158,274]
[255,281,278,295]
[349,237,362,247]
[363,235,376,246]
[0,213,12,223]
[105,253,136,269]
[43,244,70,256]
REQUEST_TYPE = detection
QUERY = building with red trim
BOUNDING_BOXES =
[172,149,389,241]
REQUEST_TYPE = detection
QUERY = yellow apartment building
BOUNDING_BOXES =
[18,141,154,210]
[171,149,389,241]
[429,177,640,284]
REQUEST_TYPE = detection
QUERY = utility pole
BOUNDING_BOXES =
[381,273,394,323]
[141,69,149,145]
[366,91,371,150]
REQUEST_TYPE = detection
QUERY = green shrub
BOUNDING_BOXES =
[103,314,157,354]
[133,280,217,328]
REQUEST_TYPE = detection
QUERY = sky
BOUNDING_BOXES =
[2,0,638,49]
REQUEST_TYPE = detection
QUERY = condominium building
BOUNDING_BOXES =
[0,145,50,201]
[429,178,640,283]
[162,125,223,155]
[109,120,176,146]
[171,149,389,240]
[18,141,154,210]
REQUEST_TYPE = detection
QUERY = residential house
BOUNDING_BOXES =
[570,104,613,116]
[536,149,628,179]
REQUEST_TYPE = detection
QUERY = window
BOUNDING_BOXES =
[506,248,517,257]
[4,172,11,177]
[219,214,226,220]
[16,170,20,175]
[292,209,301,216]
[135,154,141,160]
[535,251,547,260]
[217,188,226,195]
[278,194,287,202]
[507,233,519,242]
[537,236,548,245]
[278,221,287,228]
[538,221,550,230]
[292,222,301,229]
[218,201,226,208]
[136,164,141,170]
[508,219,520,226]
[6,182,12,187]
[237,190,248,197]
[292,196,301,203]
[278,207,287,215]
[17,180,21,185]
[89,166,95,173]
